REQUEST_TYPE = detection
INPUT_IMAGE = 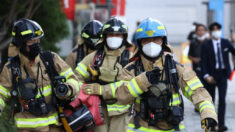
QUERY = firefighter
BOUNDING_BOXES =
[65,20,103,69]
[83,18,218,132]
[0,18,80,131]
[74,17,133,132]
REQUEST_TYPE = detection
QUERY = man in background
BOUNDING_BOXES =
[200,22,235,132]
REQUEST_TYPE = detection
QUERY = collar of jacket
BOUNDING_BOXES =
[140,54,164,71]
[78,35,84,45]
[19,52,40,67]
[104,45,126,56]
[8,43,20,58]
[212,38,221,44]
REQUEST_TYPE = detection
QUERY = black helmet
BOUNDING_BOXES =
[102,17,128,39]
[81,20,103,49]
[12,18,44,47]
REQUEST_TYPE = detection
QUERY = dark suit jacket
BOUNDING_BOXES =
[200,38,235,78]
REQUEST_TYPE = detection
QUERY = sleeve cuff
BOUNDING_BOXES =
[135,72,152,92]
[203,74,209,80]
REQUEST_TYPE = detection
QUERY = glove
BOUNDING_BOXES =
[201,118,217,131]
[146,67,161,84]
[83,83,102,95]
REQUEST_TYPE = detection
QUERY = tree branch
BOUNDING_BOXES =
[24,0,35,18]
[0,0,18,41]
[29,1,42,18]
[0,0,31,43]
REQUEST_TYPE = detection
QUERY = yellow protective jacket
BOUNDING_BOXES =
[74,41,134,132]
[65,36,96,69]
[75,45,133,114]
[0,52,80,130]
[99,52,218,131]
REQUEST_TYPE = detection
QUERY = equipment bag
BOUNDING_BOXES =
[65,101,95,132]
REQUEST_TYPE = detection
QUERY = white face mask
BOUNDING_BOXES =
[212,30,222,39]
[106,37,123,49]
[205,32,210,38]
[197,34,207,41]
[142,42,162,58]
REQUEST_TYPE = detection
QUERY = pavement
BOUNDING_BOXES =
[172,44,235,132]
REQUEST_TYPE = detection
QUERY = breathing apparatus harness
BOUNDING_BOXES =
[87,46,130,84]
[130,52,184,131]
[9,54,55,117]
[74,45,85,65]
[9,51,95,132]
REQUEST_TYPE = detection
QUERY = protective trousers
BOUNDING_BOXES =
[18,125,63,132]
[93,104,130,132]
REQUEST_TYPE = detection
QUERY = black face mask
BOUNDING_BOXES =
[21,43,41,60]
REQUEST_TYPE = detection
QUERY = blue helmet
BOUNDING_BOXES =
[135,18,167,45]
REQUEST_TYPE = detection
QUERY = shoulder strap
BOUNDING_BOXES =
[134,57,144,76]
[9,55,21,118]
[75,45,85,65]
[40,51,65,120]
[40,51,59,83]
[126,51,144,76]
[119,48,130,67]
[10,55,21,90]
[92,47,105,68]
[164,54,180,92]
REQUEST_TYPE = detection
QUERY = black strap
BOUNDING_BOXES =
[135,57,144,76]
[92,47,105,68]
[10,56,21,88]
[40,51,58,82]
[119,49,130,67]
[127,51,145,76]
[75,45,85,65]
[39,51,59,107]
[134,112,141,129]
[9,56,21,119]
[93,47,130,69]
[40,51,66,123]
[164,55,180,92]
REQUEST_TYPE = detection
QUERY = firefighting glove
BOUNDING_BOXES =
[201,118,217,131]
[83,83,102,95]
[146,67,161,84]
